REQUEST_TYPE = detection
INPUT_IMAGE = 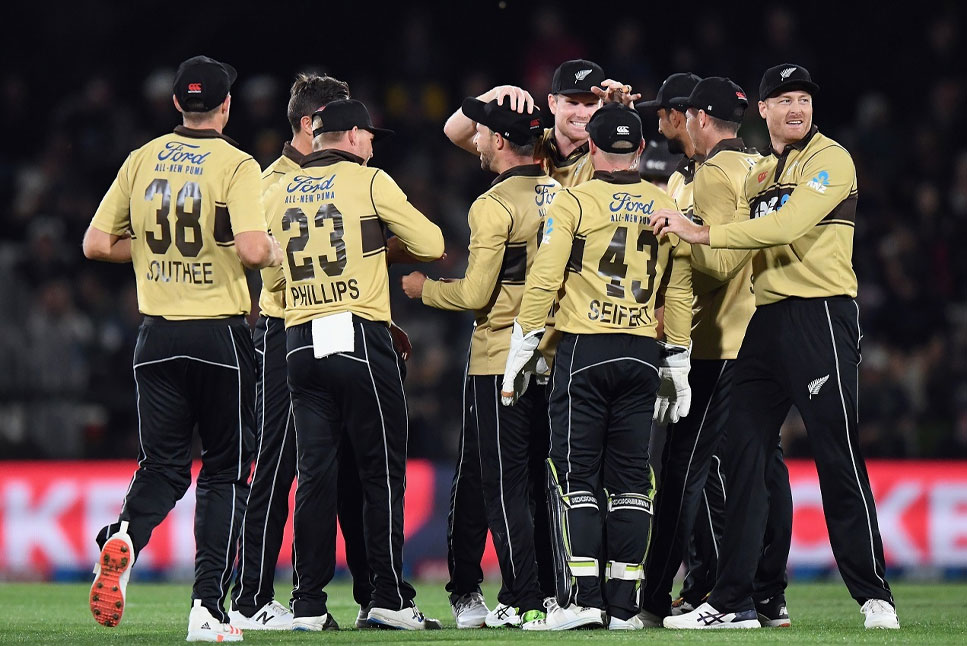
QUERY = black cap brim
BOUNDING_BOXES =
[635,99,661,110]
[764,80,819,99]
[461,97,488,124]
[366,127,394,142]
[555,88,600,97]
[668,96,693,110]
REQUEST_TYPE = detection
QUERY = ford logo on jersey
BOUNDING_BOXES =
[609,192,654,215]
[287,174,336,193]
[157,142,210,164]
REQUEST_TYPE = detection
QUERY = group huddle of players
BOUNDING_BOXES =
[82,53,900,641]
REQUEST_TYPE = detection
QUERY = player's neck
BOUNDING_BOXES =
[182,118,223,133]
[291,132,313,157]
[491,154,536,175]
[554,130,586,158]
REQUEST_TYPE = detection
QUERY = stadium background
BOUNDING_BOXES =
[0,2,965,581]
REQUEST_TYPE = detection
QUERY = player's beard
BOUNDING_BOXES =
[479,149,495,172]
[666,134,685,155]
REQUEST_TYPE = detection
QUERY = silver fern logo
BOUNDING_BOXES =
[780,67,797,80]
[574,69,593,81]
[808,375,830,399]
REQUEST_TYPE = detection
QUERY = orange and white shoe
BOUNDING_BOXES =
[187,599,244,642]
[90,521,134,627]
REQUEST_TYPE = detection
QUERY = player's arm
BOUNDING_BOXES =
[227,158,282,269]
[707,147,854,249]
[443,85,535,153]
[415,197,508,310]
[85,153,135,263]
[659,237,693,347]
[689,164,754,281]
[371,170,445,261]
[516,190,579,334]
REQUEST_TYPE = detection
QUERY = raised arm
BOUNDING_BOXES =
[443,85,535,153]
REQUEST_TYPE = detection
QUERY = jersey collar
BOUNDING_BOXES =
[674,156,698,184]
[769,125,819,158]
[281,141,305,165]
[705,137,751,162]
[301,148,365,168]
[491,163,544,186]
[592,169,640,184]
[544,128,590,167]
[173,125,240,148]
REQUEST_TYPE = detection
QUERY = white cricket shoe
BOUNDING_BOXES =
[291,613,339,631]
[861,599,899,629]
[671,596,697,615]
[90,521,134,628]
[609,614,644,630]
[451,592,489,628]
[186,599,244,642]
[636,607,663,627]
[228,600,293,630]
[522,599,604,631]
[663,601,761,629]
[368,604,435,630]
[485,603,521,628]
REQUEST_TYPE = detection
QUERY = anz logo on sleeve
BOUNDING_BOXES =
[750,186,793,219]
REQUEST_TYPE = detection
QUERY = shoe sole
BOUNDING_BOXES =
[758,614,791,628]
[456,620,487,628]
[90,536,132,627]
[186,629,243,642]
[664,619,761,629]
[550,617,604,631]
[229,614,293,631]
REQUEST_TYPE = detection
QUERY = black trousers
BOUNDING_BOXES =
[287,317,415,617]
[678,444,791,607]
[642,360,792,615]
[445,367,554,605]
[470,375,549,613]
[709,297,893,612]
[231,316,372,615]
[97,316,255,624]
[548,333,659,621]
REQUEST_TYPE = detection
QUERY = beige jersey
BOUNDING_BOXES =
[266,149,444,327]
[257,143,303,319]
[422,165,560,375]
[90,126,267,319]
[517,171,691,346]
[688,139,759,360]
[666,157,697,215]
[708,127,858,305]
[539,128,594,187]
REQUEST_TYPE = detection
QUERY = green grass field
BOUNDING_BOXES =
[0,580,963,645]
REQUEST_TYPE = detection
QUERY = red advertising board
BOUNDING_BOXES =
[0,460,964,577]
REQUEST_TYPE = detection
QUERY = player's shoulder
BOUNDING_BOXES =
[261,153,300,181]
[801,131,854,172]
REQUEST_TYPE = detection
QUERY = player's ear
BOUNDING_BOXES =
[494,133,505,151]
[172,95,182,113]
[300,114,313,137]
[758,100,768,120]
[547,94,557,115]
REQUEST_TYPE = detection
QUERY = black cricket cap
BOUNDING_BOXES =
[461,98,543,146]
[675,77,748,123]
[639,139,683,182]
[550,59,606,96]
[587,103,642,153]
[759,63,819,100]
[311,99,394,141]
[173,55,237,112]
[636,72,701,111]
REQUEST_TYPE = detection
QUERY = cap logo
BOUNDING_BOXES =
[187,83,202,94]
[574,69,593,81]
[736,92,747,100]
[530,118,541,127]
[780,67,796,80]
[616,125,630,135]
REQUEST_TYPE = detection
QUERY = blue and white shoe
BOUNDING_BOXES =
[663,601,761,629]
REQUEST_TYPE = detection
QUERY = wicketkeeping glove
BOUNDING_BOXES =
[654,341,691,425]
[501,321,544,406]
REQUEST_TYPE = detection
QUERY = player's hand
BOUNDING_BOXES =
[492,85,535,113]
[654,342,692,425]
[400,271,427,299]
[651,208,710,244]
[501,321,544,405]
[594,79,641,107]
[389,323,412,361]
[267,234,284,267]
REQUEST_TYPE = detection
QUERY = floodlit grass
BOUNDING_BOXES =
[0,580,963,645]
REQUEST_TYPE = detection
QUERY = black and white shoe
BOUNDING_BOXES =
[663,601,761,629]
[756,595,790,627]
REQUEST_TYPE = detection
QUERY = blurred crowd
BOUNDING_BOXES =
[1,5,965,462]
